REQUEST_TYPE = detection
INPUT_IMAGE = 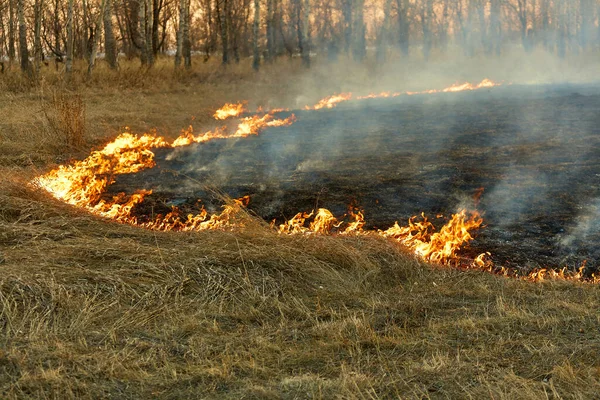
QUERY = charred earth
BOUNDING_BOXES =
[107,84,600,273]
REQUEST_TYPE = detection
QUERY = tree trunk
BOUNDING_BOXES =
[145,0,154,66]
[579,0,593,49]
[301,0,310,67]
[396,0,409,57]
[219,0,229,64]
[17,0,30,74]
[376,0,392,63]
[33,0,45,75]
[183,0,191,68]
[175,0,184,67]
[439,0,449,51]
[104,0,118,69]
[139,0,148,64]
[266,0,274,60]
[557,0,566,58]
[152,0,160,55]
[341,0,352,54]
[421,0,433,61]
[88,0,108,76]
[489,0,502,55]
[8,0,16,66]
[253,0,260,70]
[66,0,74,77]
[82,0,90,60]
[352,0,366,61]
[53,0,61,68]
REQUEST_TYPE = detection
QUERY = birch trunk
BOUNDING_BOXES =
[175,0,184,67]
[33,0,44,75]
[252,0,260,70]
[88,0,108,76]
[66,0,74,77]
[183,0,191,68]
[145,0,154,66]
[8,0,16,66]
[17,0,30,74]
[104,0,118,69]
[266,0,274,61]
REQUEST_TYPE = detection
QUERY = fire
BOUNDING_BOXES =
[307,93,353,110]
[382,210,483,264]
[35,78,599,284]
[34,132,168,217]
[214,102,247,120]
[235,114,296,136]
[307,79,502,110]
[342,209,365,234]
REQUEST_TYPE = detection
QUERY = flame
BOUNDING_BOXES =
[382,210,483,264]
[342,209,365,234]
[214,102,247,120]
[34,132,168,217]
[306,93,354,110]
[307,79,502,110]
[34,79,600,284]
[235,114,296,136]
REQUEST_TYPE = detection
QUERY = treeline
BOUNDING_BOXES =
[1,0,599,76]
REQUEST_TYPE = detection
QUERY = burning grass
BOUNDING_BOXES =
[2,174,600,398]
[2,60,600,398]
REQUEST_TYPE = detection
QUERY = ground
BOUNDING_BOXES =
[1,57,600,399]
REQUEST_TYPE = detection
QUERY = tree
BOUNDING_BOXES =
[8,0,16,66]
[301,0,310,67]
[33,0,45,75]
[104,0,118,69]
[66,0,74,77]
[88,0,108,76]
[252,0,260,70]
[17,0,30,74]
[396,0,409,57]
[376,0,392,63]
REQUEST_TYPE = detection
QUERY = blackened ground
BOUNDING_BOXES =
[108,83,600,272]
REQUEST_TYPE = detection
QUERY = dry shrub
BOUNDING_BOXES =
[43,90,86,150]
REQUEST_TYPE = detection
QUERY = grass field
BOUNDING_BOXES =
[1,57,600,399]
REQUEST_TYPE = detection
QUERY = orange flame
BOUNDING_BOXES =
[308,79,502,110]
[306,93,354,110]
[214,102,247,120]
[35,80,600,284]
[382,210,483,264]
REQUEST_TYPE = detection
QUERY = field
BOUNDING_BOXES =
[1,57,600,399]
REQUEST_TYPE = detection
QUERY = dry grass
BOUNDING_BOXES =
[1,57,600,399]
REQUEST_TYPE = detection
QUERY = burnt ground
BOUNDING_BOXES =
[108,83,600,272]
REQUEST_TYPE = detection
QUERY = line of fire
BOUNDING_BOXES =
[33,79,600,284]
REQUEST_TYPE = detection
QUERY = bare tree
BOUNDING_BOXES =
[88,0,108,76]
[252,0,260,70]
[104,0,118,69]
[17,0,30,74]
[396,0,409,57]
[66,0,74,76]
[8,0,16,66]
[376,0,392,63]
[33,0,45,75]
[266,0,274,60]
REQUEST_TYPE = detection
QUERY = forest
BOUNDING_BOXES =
[1,0,599,76]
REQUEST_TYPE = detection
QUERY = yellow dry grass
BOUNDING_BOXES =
[1,57,600,399]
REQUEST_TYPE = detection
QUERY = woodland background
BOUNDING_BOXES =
[1,0,599,77]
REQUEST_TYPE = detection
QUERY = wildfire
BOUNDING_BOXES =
[382,210,483,264]
[307,93,354,110]
[33,78,597,284]
[307,79,502,111]
[214,102,247,120]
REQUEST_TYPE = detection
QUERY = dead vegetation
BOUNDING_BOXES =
[1,59,600,399]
